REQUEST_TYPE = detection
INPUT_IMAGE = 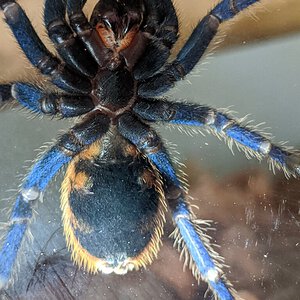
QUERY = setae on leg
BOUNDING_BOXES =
[0,146,72,289]
[0,1,91,94]
[12,83,95,117]
[133,98,300,178]
[138,0,261,97]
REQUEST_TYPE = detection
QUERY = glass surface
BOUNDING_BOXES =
[0,1,299,299]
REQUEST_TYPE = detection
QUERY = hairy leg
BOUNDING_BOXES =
[133,98,300,177]
[0,1,91,94]
[138,0,260,97]
[12,83,95,117]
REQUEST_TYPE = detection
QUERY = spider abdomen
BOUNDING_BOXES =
[60,137,166,274]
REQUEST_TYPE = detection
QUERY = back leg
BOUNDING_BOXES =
[0,1,91,94]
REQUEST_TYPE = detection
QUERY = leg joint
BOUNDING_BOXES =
[138,130,162,154]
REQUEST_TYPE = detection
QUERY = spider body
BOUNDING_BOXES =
[0,0,299,299]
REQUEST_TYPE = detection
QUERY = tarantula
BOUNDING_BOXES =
[0,0,299,299]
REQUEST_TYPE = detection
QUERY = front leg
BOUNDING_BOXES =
[138,0,261,97]
[0,113,110,288]
[0,1,91,94]
[117,112,234,300]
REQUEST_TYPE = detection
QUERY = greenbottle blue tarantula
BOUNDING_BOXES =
[0,0,299,299]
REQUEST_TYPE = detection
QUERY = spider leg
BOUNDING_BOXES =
[117,112,234,300]
[138,0,260,97]
[0,113,110,288]
[133,98,300,177]
[0,1,91,94]
[44,0,97,78]
[118,112,178,185]
[12,83,95,117]
[132,0,179,80]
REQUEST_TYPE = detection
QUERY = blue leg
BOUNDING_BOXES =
[0,1,91,94]
[0,113,110,288]
[133,98,300,178]
[138,0,261,97]
[117,112,234,300]
[11,83,95,117]
[0,146,71,289]
[172,201,234,300]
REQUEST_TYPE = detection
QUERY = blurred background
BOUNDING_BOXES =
[0,0,300,299]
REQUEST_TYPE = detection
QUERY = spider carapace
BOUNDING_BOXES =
[0,0,299,299]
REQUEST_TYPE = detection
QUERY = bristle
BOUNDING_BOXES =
[170,203,238,300]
